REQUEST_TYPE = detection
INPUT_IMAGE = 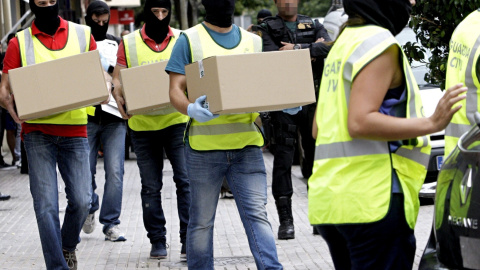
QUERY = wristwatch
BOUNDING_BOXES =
[293,44,301,50]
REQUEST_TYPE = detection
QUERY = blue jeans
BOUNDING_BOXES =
[185,144,283,270]
[24,131,91,270]
[87,121,126,232]
[130,124,190,244]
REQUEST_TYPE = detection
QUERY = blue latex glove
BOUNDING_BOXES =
[283,106,302,115]
[187,95,219,122]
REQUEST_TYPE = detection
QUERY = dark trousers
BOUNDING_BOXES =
[316,194,416,270]
[130,124,190,244]
[271,103,316,200]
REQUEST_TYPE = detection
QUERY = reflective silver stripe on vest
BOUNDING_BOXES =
[464,34,480,129]
[185,29,204,62]
[446,122,472,138]
[23,30,36,65]
[189,122,257,136]
[314,139,389,160]
[73,24,87,53]
[126,33,138,67]
[394,147,430,167]
[22,23,87,66]
[404,59,429,146]
[252,36,262,53]
[343,31,392,105]
[143,106,178,116]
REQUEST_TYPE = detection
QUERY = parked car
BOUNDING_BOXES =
[419,112,480,270]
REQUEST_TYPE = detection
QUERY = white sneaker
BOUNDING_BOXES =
[82,213,96,234]
[104,225,126,242]
[13,159,21,168]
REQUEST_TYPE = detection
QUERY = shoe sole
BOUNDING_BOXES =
[105,236,127,242]
[278,234,295,240]
[150,255,167,259]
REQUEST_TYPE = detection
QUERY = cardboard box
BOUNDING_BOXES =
[185,49,316,114]
[120,60,172,115]
[9,50,109,120]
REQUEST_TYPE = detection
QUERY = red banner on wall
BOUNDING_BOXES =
[119,10,135,25]
[109,9,134,25]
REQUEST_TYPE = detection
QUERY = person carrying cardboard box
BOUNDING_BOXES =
[167,0,283,269]
[111,0,190,260]
[0,0,99,269]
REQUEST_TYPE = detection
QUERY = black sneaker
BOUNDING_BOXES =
[150,241,168,259]
[0,193,11,201]
[62,249,77,270]
[0,160,16,171]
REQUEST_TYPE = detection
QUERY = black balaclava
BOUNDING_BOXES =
[29,0,60,36]
[257,9,272,24]
[343,0,412,36]
[85,1,110,41]
[144,0,171,44]
[202,0,235,28]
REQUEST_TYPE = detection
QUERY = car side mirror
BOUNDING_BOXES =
[475,111,480,126]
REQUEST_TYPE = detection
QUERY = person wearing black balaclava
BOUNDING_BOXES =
[82,0,128,244]
[258,0,331,241]
[308,0,467,269]
[111,0,191,261]
[0,0,99,269]
[166,0,283,269]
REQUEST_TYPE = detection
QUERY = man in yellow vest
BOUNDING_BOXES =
[167,0,283,269]
[0,0,99,269]
[308,0,466,269]
[111,0,190,260]
[444,8,480,158]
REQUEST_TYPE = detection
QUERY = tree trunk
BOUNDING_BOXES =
[188,0,199,26]
[179,0,188,29]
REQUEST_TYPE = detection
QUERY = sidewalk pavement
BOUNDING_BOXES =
[0,150,433,269]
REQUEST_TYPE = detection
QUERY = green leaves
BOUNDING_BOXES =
[404,0,480,90]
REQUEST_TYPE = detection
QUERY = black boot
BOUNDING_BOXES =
[276,196,295,240]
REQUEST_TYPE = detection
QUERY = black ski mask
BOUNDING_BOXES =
[29,0,60,36]
[343,0,412,36]
[85,1,110,41]
[144,0,171,44]
[202,0,235,28]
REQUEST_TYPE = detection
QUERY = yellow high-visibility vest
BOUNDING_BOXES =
[182,24,264,150]
[444,10,480,157]
[17,22,91,125]
[308,25,431,229]
[124,28,188,131]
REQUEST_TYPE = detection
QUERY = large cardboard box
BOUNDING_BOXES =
[9,50,109,120]
[120,61,172,115]
[185,49,316,114]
